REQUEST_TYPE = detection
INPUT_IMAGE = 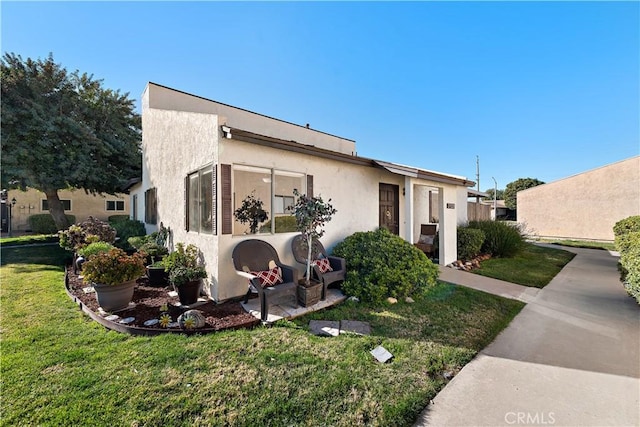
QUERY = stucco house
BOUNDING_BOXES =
[1,187,129,233]
[131,82,476,302]
[517,156,640,241]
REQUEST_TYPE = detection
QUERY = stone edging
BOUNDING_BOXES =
[64,270,223,336]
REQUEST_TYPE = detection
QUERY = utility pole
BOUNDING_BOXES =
[476,156,480,205]
[492,177,497,221]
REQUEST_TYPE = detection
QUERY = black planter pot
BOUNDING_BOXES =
[146,265,169,287]
[175,279,201,305]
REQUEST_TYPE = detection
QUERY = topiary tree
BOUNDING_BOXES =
[504,178,545,210]
[291,189,337,286]
[333,228,439,304]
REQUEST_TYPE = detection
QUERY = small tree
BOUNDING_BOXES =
[291,189,337,285]
[234,191,268,234]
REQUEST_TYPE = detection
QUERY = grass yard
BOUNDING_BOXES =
[473,243,575,288]
[0,234,58,247]
[538,239,616,252]
[1,245,523,426]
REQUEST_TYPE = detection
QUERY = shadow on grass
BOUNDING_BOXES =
[1,245,71,267]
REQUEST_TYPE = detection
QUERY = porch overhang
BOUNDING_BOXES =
[224,126,475,188]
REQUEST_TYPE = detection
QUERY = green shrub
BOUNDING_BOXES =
[109,218,146,251]
[77,241,115,259]
[613,215,640,238]
[58,217,116,252]
[617,230,640,304]
[468,220,524,258]
[28,214,76,234]
[108,215,130,223]
[332,228,439,304]
[457,226,485,261]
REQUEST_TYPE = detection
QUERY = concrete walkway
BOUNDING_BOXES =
[415,246,640,427]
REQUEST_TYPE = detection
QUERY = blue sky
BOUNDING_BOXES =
[2,1,638,192]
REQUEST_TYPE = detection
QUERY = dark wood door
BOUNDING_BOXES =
[379,183,399,235]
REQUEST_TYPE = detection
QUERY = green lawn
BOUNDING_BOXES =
[1,245,523,426]
[0,234,58,247]
[539,239,616,252]
[473,243,576,288]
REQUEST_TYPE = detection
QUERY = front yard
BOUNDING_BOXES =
[472,243,576,288]
[0,244,524,426]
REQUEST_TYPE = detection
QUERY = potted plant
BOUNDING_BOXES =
[234,191,269,234]
[291,189,337,287]
[82,247,146,312]
[75,241,115,271]
[162,243,207,305]
[139,241,170,287]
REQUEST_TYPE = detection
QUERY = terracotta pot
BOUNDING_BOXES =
[93,279,136,312]
[175,279,201,305]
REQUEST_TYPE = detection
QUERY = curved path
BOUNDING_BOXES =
[415,246,639,427]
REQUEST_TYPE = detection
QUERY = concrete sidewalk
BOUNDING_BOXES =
[415,247,640,427]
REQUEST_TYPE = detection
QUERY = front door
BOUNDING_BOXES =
[379,183,399,235]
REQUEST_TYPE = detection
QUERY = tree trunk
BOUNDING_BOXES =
[43,188,71,230]
[305,233,313,286]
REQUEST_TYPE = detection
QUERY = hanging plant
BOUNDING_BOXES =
[234,191,269,234]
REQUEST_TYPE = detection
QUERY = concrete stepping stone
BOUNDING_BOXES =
[340,320,371,336]
[309,320,340,337]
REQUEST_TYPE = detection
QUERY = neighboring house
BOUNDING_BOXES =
[517,156,640,241]
[2,187,129,232]
[479,200,515,221]
[131,82,476,302]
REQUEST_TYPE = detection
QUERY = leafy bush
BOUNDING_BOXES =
[332,228,439,304]
[77,241,115,259]
[457,226,485,261]
[613,215,640,238]
[82,247,146,286]
[109,218,146,251]
[58,217,116,252]
[161,243,207,287]
[139,242,169,264]
[614,216,640,304]
[28,214,76,234]
[468,220,524,258]
[108,215,130,223]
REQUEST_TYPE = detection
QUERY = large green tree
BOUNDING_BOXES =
[504,177,545,210]
[1,53,141,230]
[483,188,505,202]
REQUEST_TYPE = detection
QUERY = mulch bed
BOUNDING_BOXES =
[65,268,261,333]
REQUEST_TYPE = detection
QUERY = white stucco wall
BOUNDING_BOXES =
[140,83,468,302]
[517,156,640,241]
[141,91,220,298]
[217,138,409,301]
[146,83,356,156]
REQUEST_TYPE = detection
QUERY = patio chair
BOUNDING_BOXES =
[291,234,346,301]
[232,239,299,322]
[414,224,437,257]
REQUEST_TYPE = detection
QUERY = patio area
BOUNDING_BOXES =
[240,288,348,323]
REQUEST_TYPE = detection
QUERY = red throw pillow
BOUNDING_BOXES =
[250,266,283,287]
[313,258,333,274]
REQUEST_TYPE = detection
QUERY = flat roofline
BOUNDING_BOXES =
[226,127,475,187]
[146,82,356,143]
